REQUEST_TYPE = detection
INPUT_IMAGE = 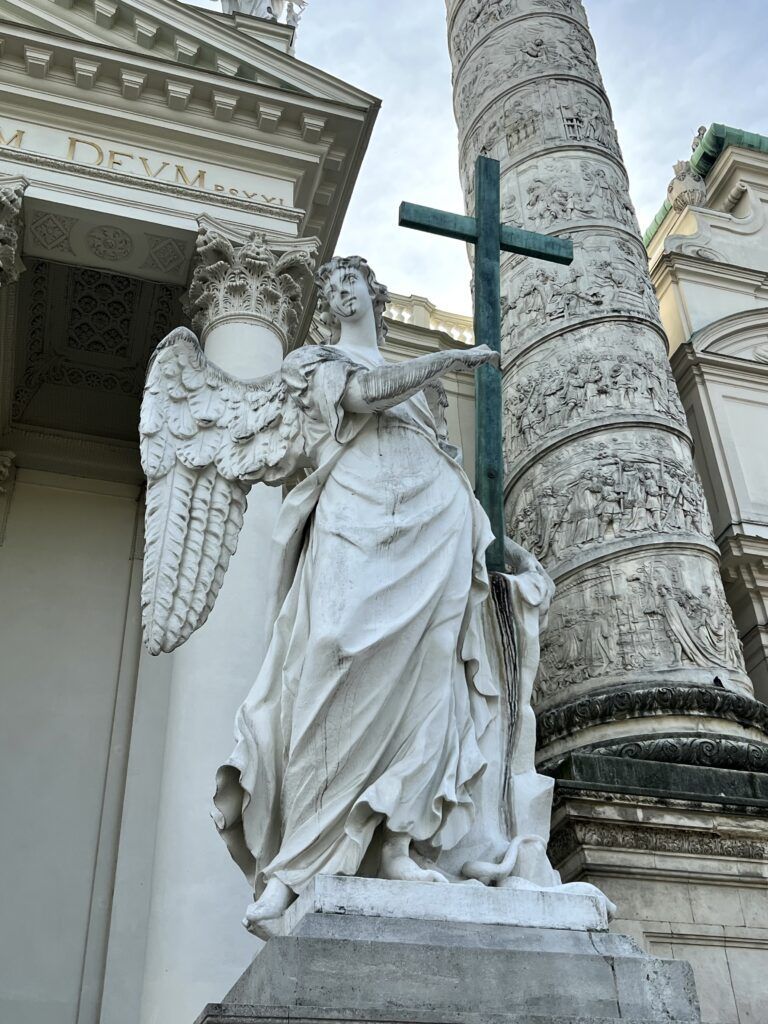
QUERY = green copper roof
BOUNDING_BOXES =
[643,122,768,247]
[642,199,672,247]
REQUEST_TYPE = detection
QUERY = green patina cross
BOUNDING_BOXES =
[399,154,573,573]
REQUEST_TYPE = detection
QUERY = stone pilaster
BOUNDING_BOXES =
[0,177,27,287]
[139,228,317,1024]
[446,0,766,767]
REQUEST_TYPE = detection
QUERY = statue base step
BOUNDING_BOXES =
[195,876,700,1024]
[277,873,610,934]
[198,1011,693,1024]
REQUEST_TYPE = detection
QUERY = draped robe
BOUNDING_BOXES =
[212,345,496,895]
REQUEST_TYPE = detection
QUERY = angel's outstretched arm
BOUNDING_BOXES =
[342,345,500,414]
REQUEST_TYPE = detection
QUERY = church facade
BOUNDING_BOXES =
[1,2,767,1024]
[0,6,482,1023]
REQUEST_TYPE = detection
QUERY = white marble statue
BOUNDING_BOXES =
[221,0,306,25]
[140,256,612,938]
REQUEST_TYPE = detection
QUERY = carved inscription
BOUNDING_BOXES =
[0,124,289,205]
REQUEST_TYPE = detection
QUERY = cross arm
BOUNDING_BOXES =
[398,202,478,244]
[500,226,573,265]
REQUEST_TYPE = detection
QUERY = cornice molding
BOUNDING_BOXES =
[550,817,768,867]
[3,0,378,110]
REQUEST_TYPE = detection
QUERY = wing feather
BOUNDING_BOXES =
[181,473,247,638]
[139,326,304,655]
[141,463,197,655]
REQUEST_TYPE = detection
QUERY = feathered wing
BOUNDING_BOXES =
[139,327,303,655]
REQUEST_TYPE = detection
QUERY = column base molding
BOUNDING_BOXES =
[537,684,768,771]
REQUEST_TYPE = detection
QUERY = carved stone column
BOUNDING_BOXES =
[139,228,316,1024]
[446,0,768,769]
[0,177,27,287]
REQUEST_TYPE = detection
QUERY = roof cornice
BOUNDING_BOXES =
[644,122,768,248]
[1,0,378,109]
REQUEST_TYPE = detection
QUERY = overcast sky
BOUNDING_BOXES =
[190,1,768,315]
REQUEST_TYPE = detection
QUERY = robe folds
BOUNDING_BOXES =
[212,345,496,896]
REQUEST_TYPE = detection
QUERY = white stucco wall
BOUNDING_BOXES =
[0,471,142,1024]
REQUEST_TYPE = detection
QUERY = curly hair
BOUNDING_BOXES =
[314,256,389,347]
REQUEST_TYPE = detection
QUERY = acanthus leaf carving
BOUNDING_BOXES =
[186,228,316,347]
[0,178,27,287]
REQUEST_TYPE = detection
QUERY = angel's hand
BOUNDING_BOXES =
[450,345,501,373]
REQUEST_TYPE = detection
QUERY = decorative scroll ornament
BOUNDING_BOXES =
[186,228,315,346]
[536,684,768,748]
[0,179,27,287]
[667,159,707,213]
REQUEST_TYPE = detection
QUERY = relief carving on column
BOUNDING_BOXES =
[535,553,748,707]
[506,431,713,569]
[186,228,317,347]
[456,22,601,129]
[0,179,27,287]
[451,0,588,67]
[518,159,639,233]
[502,325,687,468]
[507,82,620,161]
[449,0,755,759]
[502,238,660,357]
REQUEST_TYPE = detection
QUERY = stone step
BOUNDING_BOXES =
[197,1005,691,1024]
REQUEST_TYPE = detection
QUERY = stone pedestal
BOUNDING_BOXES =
[548,753,768,1022]
[195,876,700,1024]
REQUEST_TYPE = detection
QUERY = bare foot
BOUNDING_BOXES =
[242,878,296,939]
[380,832,447,883]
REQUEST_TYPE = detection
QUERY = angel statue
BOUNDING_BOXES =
[140,255,614,938]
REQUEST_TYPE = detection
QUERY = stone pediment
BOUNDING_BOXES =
[689,308,768,363]
[0,0,373,109]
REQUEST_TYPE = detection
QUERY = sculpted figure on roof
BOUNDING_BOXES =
[221,0,307,26]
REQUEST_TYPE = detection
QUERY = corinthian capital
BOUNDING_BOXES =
[187,227,317,347]
[0,178,27,287]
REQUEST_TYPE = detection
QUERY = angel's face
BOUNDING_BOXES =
[324,266,371,322]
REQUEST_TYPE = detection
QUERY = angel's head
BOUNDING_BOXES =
[315,256,389,347]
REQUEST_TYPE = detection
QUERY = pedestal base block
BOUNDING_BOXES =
[199,1011,692,1024]
[199,876,699,1024]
